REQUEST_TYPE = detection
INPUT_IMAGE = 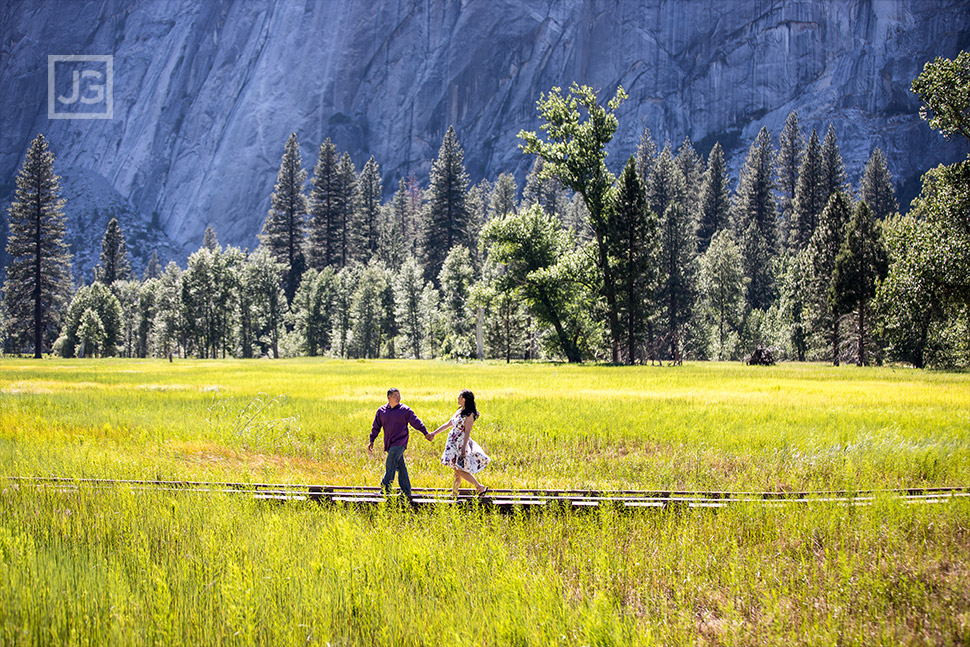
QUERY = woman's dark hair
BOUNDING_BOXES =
[459,389,479,419]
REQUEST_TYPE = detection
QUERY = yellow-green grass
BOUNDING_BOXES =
[1,358,968,491]
[1,358,969,645]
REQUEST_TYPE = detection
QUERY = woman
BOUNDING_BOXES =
[429,389,490,496]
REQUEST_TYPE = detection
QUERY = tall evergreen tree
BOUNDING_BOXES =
[831,201,888,366]
[152,261,184,359]
[657,201,697,363]
[489,173,518,219]
[699,229,745,360]
[437,245,475,357]
[291,267,336,356]
[522,157,567,219]
[333,152,358,269]
[350,262,388,359]
[635,126,658,184]
[394,258,428,359]
[790,129,827,251]
[95,217,133,285]
[675,137,703,218]
[2,134,73,357]
[423,126,472,283]
[379,177,419,269]
[143,250,162,280]
[466,179,491,266]
[608,156,659,363]
[58,282,122,358]
[244,247,288,359]
[860,148,899,220]
[732,126,778,310]
[777,110,805,244]
[135,278,158,358]
[821,124,848,200]
[353,157,382,264]
[259,132,308,303]
[806,191,854,364]
[306,138,340,270]
[696,141,731,253]
[202,224,219,251]
[646,145,686,223]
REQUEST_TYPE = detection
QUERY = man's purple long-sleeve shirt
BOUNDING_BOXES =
[370,403,428,451]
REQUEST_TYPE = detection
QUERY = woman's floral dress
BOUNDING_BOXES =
[440,409,490,474]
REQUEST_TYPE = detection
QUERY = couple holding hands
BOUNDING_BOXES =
[367,387,490,500]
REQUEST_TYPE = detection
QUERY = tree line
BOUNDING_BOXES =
[3,52,968,367]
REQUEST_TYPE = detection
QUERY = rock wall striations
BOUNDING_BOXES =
[1,0,968,269]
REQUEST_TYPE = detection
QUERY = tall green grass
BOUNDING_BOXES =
[1,483,966,645]
[1,359,968,644]
[2,359,968,491]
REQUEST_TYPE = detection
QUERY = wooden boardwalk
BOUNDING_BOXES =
[5,476,969,511]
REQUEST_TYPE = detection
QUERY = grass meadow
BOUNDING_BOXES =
[1,358,969,645]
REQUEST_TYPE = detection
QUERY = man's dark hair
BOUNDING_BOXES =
[387,388,401,398]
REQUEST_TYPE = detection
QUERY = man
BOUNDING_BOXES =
[368,387,429,501]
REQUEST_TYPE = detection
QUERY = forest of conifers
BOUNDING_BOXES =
[3,53,968,368]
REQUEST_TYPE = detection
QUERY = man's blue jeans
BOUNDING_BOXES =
[381,445,411,499]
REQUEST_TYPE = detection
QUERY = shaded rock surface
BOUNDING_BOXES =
[1,0,968,265]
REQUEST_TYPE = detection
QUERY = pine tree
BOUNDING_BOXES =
[379,177,415,269]
[489,173,518,219]
[860,148,899,220]
[244,247,288,359]
[2,134,73,357]
[152,261,184,359]
[333,153,358,269]
[732,126,778,310]
[675,137,703,218]
[465,179,491,266]
[699,229,745,360]
[635,126,658,184]
[143,250,162,280]
[350,262,388,359]
[95,217,133,285]
[114,279,141,358]
[135,278,157,358]
[394,258,428,359]
[202,225,219,251]
[58,282,122,358]
[330,266,359,358]
[291,267,336,356]
[77,308,106,358]
[821,124,848,200]
[657,201,697,363]
[437,245,475,358]
[696,141,731,253]
[646,145,686,222]
[790,129,827,251]
[423,126,472,283]
[806,191,853,364]
[777,111,805,244]
[522,157,567,219]
[830,201,888,366]
[306,138,340,270]
[259,132,308,303]
[353,157,382,264]
[608,156,659,363]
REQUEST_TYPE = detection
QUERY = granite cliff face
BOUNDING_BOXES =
[1,0,968,271]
